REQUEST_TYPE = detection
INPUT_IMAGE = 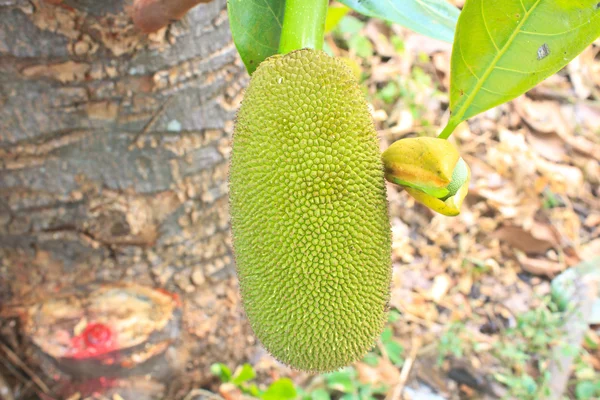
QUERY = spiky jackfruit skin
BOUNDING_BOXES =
[229,49,391,372]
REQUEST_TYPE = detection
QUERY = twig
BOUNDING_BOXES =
[183,388,225,400]
[0,368,15,400]
[0,355,28,384]
[387,337,422,400]
[0,343,51,395]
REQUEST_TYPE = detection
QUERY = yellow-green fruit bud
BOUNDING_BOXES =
[382,137,470,216]
[229,49,392,372]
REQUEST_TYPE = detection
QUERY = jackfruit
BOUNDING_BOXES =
[229,49,391,372]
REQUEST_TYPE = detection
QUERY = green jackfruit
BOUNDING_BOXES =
[229,49,391,372]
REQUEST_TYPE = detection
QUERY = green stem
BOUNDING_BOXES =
[279,0,328,54]
[438,117,460,140]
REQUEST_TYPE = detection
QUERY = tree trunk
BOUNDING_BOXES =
[0,0,253,398]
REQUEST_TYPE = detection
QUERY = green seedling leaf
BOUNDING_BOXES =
[576,381,598,400]
[210,363,232,382]
[325,4,352,33]
[378,327,404,366]
[380,326,393,342]
[388,309,401,323]
[348,35,374,58]
[262,378,297,400]
[340,0,459,43]
[362,352,380,366]
[441,0,600,138]
[310,388,331,400]
[246,383,260,397]
[231,363,256,385]
[551,256,600,323]
[377,82,400,104]
[336,15,364,35]
[227,0,284,74]
[326,369,357,393]
[384,340,404,366]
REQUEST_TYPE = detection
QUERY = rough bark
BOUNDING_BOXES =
[0,0,253,397]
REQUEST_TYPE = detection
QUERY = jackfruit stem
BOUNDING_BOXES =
[279,0,328,54]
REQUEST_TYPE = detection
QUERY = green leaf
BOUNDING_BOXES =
[336,15,364,35]
[576,381,598,400]
[551,256,600,323]
[339,0,459,43]
[325,4,352,33]
[210,363,232,383]
[362,352,380,366]
[384,340,405,366]
[247,383,261,397]
[227,0,285,74]
[348,35,373,58]
[442,0,600,137]
[380,326,393,342]
[262,378,297,400]
[521,374,537,394]
[325,369,357,393]
[377,82,400,104]
[310,388,331,400]
[388,309,401,323]
[231,363,256,385]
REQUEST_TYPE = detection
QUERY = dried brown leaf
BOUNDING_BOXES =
[356,358,400,386]
[494,224,560,254]
[428,274,452,303]
[580,238,600,261]
[526,132,567,162]
[513,97,570,135]
[515,252,565,278]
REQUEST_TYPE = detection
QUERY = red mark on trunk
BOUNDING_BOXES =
[67,322,116,359]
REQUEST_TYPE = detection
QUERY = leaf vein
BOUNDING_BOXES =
[493,66,529,74]
[494,63,567,76]
[459,41,480,81]
[238,24,279,51]
[519,14,600,37]
[258,0,282,28]
[480,86,506,96]
[453,0,542,122]
[481,0,499,51]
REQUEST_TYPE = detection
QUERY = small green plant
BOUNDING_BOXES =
[212,319,404,400]
[211,363,297,399]
[437,321,467,365]
[300,368,384,400]
[211,361,388,400]
[492,297,565,399]
[366,310,405,367]
[436,294,600,400]
[572,355,600,400]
